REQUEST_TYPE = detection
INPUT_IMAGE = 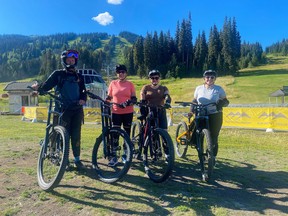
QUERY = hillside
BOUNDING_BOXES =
[0,32,136,82]
[1,55,288,110]
[127,55,288,105]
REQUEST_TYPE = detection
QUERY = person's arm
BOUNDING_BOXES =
[105,82,113,102]
[140,85,147,101]
[216,86,229,110]
[129,83,137,104]
[163,86,171,108]
[35,70,60,93]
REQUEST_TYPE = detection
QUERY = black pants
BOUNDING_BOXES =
[61,108,84,158]
[112,113,134,136]
[208,112,223,156]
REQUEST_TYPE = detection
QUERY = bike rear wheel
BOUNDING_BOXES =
[198,128,214,182]
[143,128,175,183]
[37,126,69,191]
[175,121,188,158]
[92,128,133,183]
[131,121,143,160]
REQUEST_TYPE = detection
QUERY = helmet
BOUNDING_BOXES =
[148,70,160,78]
[115,64,127,72]
[203,70,217,77]
[61,50,79,69]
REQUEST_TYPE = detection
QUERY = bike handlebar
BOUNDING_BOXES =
[175,101,216,107]
[86,91,105,102]
[86,91,123,107]
[27,86,60,101]
[135,102,168,109]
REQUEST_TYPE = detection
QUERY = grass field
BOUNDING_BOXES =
[0,115,287,216]
[0,55,288,215]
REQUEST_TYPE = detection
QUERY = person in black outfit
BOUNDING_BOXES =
[32,50,87,170]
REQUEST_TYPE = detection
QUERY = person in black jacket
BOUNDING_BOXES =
[32,50,87,170]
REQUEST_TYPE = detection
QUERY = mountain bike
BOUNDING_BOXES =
[28,86,70,191]
[131,102,175,183]
[174,101,215,182]
[86,91,133,183]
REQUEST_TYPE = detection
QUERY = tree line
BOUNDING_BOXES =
[0,15,268,82]
[265,39,288,55]
[123,15,267,78]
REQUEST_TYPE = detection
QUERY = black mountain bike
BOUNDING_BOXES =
[28,86,70,191]
[86,91,133,183]
[131,102,175,183]
[175,101,215,182]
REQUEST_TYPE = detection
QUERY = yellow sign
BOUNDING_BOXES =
[223,107,288,130]
[23,106,288,130]
[23,107,101,122]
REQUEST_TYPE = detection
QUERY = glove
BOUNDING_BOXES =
[187,112,193,118]
[163,102,171,109]
[190,104,197,113]
[119,101,128,109]
[139,99,147,106]
[216,98,229,111]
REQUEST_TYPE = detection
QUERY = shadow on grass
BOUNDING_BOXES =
[54,156,288,215]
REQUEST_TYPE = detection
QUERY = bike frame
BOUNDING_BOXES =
[176,103,212,148]
[136,104,163,154]
[86,91,119,158]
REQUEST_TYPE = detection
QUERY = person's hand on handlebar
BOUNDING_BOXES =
[79,100,86,105]
[31,83,39,91]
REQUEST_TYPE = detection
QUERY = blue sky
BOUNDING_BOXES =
[0,0,287,49]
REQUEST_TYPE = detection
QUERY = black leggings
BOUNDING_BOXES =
[61,108,84,158]
[112,113,134,136]
[208,112,223,156]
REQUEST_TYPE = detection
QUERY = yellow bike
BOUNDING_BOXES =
[175,101,215,182]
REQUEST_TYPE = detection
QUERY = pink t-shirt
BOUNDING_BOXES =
[107,80,135,114]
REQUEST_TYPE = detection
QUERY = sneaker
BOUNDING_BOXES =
[108,157,118,167]
[122,150,127,163]
[164,154,169,163]
[65,161,71,171]
[74,160,85,170]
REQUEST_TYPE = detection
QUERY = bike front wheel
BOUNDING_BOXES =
[198,128,214,182]
[175,121,189,158]
[92,127,133,183]
[143,128,175,183]
[131,121,143,160]
[37,126,69,191]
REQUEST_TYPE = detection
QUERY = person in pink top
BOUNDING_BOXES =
[106,64,137,166]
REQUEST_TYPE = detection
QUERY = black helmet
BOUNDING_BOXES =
[148,70,160,77]
[115,64,127,72]
[203,70,217,77]
[61,50,79,69]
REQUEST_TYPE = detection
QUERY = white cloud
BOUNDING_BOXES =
[107,0,123,5]
[92,12,114,26]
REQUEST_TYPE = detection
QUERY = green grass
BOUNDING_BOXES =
[1,55,288,215]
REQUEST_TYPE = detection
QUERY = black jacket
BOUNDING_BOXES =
[39,69,87,109]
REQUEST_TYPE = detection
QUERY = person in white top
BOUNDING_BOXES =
[190,70,229,157]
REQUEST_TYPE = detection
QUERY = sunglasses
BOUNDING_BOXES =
[116,70,126,74]
[66,50,79,58]
[205,76,215,80]
[150,76,159,80]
